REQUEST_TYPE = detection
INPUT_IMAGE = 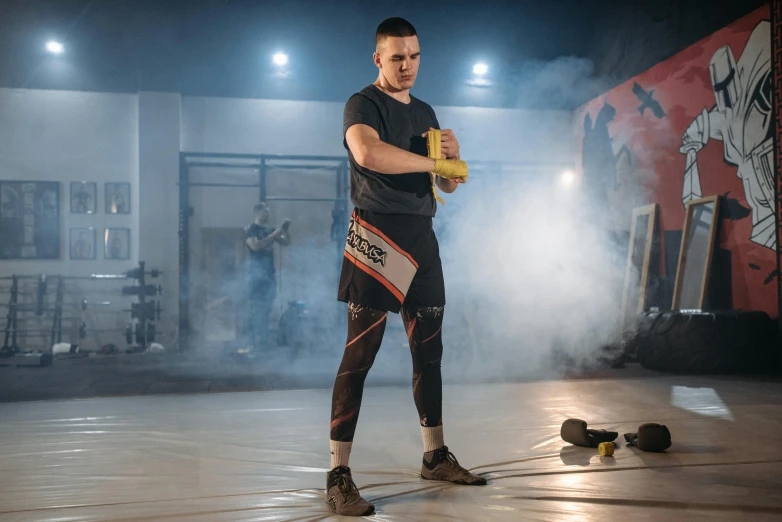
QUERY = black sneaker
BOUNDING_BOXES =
[326,466,375,516]
[421,446,487,485]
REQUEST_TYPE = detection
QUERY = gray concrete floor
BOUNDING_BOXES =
[0,351,336,402]
[3,339,779,403]
[0,347,678,403]
[2,373,782,520]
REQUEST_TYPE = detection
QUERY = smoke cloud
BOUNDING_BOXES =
[511,56,615,111]
[436,169,632,383]
[3,55,657,397]
[179,56,656,389]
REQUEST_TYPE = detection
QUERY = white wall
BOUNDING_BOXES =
[0,87,574,353]
[181,95,573,162]
[0,88,139,350]
[138,92,181,346]
[178,95,574,349]
[431,105,573,163]
[0,88,139,273]
[182,97,344,156]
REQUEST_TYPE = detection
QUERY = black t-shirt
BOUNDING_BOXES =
[245,223,275,280]
[343,85,440,217]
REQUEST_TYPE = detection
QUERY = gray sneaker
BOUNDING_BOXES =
[326,466,375,516]
[421,446,487,485]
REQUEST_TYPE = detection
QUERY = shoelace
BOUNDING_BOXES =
[435,447,467,472]
[336,473,360,501]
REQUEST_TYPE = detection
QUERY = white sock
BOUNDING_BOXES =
[330,440,352,469]
[421,425,445,453]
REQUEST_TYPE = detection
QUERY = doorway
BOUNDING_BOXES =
[198,227,247,347]
[178,153,349,353]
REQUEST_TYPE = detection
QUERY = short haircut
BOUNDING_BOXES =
[376,17,417,48]
[253,202,267,214]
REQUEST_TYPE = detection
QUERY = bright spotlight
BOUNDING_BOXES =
[473,62,488,76]
[272,52,288,66]
[46,41,64,55]
[560,169,576,187]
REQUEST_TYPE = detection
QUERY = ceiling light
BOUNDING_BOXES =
[473,62,488,76]
[46,41,64,55]
[273,52,288,66]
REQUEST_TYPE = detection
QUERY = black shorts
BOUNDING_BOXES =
[338,208,445,313]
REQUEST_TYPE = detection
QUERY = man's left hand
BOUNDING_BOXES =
[423,128,460,160]
[439,129,460,159]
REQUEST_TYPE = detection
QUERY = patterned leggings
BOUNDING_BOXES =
[330,302,444,442]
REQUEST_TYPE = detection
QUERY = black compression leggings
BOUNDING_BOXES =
[330,302,445,442]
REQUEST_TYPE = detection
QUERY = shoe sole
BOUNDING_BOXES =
[421,472,487,486]
[327,501,375,516]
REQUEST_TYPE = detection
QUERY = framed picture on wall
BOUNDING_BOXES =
[70,227,96,260]
[0,180,60,259]
[70,182,97,214]
[104,227,130,260]
[105,182,130,214]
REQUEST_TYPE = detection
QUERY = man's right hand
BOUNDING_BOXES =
[432,158,468,181]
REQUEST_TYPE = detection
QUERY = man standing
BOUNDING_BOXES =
[326,17,484,517]
[244,202,290,353]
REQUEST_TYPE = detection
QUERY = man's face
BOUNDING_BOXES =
[374,35,420,91]
[255,206,270,224]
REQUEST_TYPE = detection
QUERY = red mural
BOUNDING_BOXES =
[574,6,777,317]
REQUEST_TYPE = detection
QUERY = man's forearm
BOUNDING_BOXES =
[249,230,282,251]
[360,140,437,175]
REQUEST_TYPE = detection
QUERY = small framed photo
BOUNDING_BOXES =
[105,182,130,214]
[70,182,97,214]
[104,228,130,260]
[70,228,96,260]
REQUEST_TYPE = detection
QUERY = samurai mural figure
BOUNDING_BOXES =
[680,20,774,250]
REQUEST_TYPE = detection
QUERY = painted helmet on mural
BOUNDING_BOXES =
[709,45,739,112]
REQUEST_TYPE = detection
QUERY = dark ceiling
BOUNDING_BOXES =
[0,0,769,110]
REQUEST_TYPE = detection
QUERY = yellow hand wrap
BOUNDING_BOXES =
[427,128,442,161]
[432,158,469,180]
[426,129,445,205]
[427,129,468,205]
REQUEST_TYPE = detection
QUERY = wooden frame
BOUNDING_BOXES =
[672,195,721,310]
[620,203,659,329]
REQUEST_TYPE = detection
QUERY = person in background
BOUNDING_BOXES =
[244,202,291,353]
